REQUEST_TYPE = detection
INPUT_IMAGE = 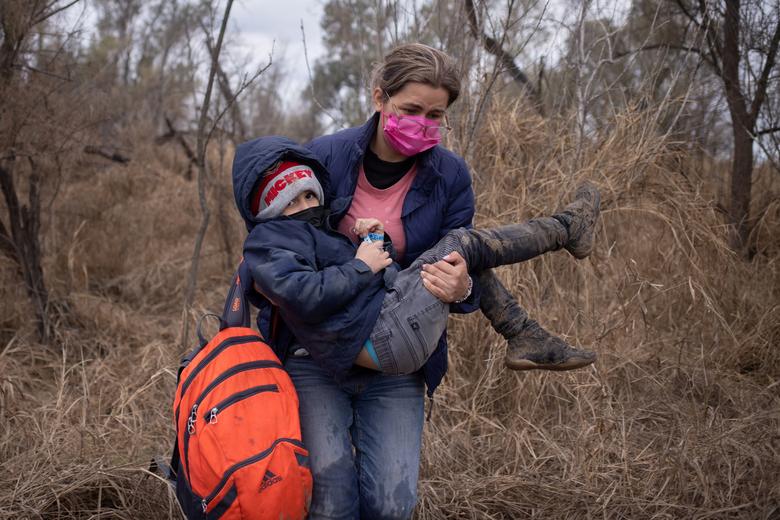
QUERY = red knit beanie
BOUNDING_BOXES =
[251,161,324,219]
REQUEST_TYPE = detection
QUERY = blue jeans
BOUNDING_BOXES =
[285,356,425,520]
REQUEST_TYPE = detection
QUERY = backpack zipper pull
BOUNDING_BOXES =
[209,408,218,425]
[187,404,198,434]
[201,499,208,513]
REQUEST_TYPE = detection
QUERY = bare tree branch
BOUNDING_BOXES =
[205,57,273,151]
[673,0,702,29]
[15,63,73,81]
[698,0,723,70]
[464,0,542,111]
[180,0,234,350]
[83,145,131,164]
[31,0,81,26]
[614,43,715,67]
[157,116,197,180]
[301,19,341,127]
[748,17,780,123]
[756,126,780,136]
[201,26,270,143]
[0,165,21,264]
[214,61,248,140]
[669,0,722,77]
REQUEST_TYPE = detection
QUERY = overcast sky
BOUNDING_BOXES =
[60,0,632,108]
[231,0,326,100]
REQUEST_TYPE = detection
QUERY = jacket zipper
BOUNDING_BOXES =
[202,384,279,424]
[183,360,282,483]
[201,437,306,512]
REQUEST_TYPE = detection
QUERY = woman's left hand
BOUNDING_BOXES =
[420,252,469,303]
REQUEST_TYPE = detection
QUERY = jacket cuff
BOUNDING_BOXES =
[347,257,373,275]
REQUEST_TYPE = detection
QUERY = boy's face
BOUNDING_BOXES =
[281,190,320,216]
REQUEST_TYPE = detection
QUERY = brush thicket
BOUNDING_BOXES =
[0,99,777,518]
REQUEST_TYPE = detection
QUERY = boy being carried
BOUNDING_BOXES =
[240,137,599,378]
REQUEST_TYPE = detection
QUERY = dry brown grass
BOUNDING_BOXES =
[1,101,778,519]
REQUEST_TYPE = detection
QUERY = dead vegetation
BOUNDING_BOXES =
[0,95,777,519]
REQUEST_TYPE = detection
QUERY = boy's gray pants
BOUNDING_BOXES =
[370,217,568,375]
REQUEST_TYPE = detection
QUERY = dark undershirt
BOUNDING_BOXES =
[363,146,415,189]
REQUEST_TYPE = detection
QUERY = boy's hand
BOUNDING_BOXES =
[355,240,392,273]
[353,218,384,239]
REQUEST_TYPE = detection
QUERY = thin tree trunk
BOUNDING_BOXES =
[180,0,235,350]
[215,62,247,142]
[0,160,51,340]
[729,121,754,255]
[665,0,780,257]
[216,136,235,271]
[721,0,753,256]
[0,1,26,88]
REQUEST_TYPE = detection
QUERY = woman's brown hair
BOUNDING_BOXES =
[371,43,461,106]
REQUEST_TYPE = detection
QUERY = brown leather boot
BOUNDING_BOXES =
[476,270,596,371]
[504,319,596,371]
[554,182,601,259]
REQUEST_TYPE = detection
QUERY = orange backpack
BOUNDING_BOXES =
[168,263,312,519]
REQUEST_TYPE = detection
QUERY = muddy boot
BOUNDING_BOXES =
[476,270,597,371]
[505,319,596,371]
[554,182,601,259]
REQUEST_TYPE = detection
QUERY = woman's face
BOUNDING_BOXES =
[373,82,449,122]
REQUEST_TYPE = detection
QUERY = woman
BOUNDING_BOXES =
[253,44,595,519]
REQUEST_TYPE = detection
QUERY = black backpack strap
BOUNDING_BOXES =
[221,259,252,330]
[149,449,178,485]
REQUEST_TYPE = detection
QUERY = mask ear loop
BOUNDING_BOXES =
[435,113,452,140]
[380,89,397,121]
[443,113,452,132]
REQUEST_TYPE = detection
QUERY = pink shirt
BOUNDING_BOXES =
[337,164,417,261]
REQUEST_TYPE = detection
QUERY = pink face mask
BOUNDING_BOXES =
[382,112,442,156]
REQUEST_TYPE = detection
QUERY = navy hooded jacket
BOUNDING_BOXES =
[233,136,389,382]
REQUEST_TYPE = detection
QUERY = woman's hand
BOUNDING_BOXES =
[420,252,469,303]
[355,240,392,273]
[353,218,384,239]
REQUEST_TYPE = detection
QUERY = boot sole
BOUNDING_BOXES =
[505,356,596,371]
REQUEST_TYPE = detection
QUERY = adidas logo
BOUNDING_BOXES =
[260,469,283,491]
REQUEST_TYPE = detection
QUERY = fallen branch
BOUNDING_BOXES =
[157,117,197,180]
[82,145,131,165]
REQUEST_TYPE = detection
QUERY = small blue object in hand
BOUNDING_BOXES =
[364,232,384,243]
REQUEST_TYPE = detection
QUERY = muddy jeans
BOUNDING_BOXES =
[370,216,567,374]
[285,356,424,519]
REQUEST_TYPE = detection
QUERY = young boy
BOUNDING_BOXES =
[238,137,600,379]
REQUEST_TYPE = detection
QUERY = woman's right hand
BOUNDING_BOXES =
[355,240,392,273]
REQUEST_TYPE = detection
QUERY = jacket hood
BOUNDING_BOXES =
[232,136,332,231]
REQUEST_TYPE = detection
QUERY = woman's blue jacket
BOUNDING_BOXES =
[306,113,481,395]
[234,116,480,396]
